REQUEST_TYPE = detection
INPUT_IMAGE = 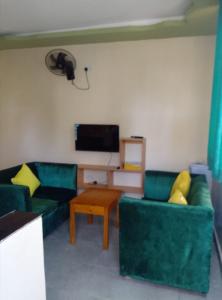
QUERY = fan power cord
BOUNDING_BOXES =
[72,67,90,90]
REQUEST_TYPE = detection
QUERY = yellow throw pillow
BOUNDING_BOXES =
[11,164,40,196]
[170,170,191,197]
[168,189,188,205]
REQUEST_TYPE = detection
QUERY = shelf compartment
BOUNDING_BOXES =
[78,182,143,194]
[77,137,146,194]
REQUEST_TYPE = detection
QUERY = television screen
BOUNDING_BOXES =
[75,124,119,152]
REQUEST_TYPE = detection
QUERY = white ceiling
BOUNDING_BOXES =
[0,0,192,35]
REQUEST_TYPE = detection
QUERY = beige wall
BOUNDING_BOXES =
[0,36,215,172]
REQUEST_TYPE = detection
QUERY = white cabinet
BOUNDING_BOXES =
[0,212,46,300]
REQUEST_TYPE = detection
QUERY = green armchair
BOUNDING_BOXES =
[119,171,214,293]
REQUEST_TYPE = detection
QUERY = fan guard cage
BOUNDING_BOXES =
[45,49,77,76]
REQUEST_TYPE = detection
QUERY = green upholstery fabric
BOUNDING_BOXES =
[0,161,77,237]
[188,176,211,207]
[34,186,76,204]
[119,174,214,293]
[42,203,69,237]
[0,165,22,184]
[0,163,37,184]
[26,162,38,178]
[31,198,58,215]
[35,162,77,189]
[143,170,177,201]
[0,184,31,217]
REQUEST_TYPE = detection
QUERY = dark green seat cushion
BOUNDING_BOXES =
[35,162,77,189]
[144,171,177,201]
[33,186,76,204]
[31,197,58,215]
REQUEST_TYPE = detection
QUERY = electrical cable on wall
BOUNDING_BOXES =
[72,68,90,90]
[45,49,90,91]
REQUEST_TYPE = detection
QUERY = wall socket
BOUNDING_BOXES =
[84,65,91,71]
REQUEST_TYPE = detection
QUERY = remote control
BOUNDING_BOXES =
[131,136,144,139]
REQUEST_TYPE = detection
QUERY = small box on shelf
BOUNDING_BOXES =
[123,162,142,171]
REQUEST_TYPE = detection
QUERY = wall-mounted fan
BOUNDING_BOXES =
[45,49,76,80]
[45,49,90,90]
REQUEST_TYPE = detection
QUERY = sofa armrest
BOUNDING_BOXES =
[0,184,31,217]
[35,162,78,191]
[119,197,214,293]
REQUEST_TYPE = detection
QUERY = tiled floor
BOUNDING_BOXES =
[44,215,222,300]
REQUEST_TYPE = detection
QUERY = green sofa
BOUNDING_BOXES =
[0,162,77,237]
[119,170,214,293]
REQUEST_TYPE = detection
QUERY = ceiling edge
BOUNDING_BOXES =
[0,0,219,51]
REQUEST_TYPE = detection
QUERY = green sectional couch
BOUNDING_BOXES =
[119,170,214,293]
[0,162,77,237]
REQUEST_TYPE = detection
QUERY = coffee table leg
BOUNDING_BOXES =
[69,208,76,244]
[87,214,94,224]
[103,209,109,250]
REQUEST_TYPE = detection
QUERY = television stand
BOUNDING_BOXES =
[77,138,146,194]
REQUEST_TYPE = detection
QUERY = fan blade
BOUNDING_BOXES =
[50,54,57,63]
[49,66,58,70]
[56,52,67,69]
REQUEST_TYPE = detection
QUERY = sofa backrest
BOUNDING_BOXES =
[34,162,77,190]
[0,162,38,184]
[144,171,212,209]
[187,175,213,209]
[144,170,178,201]
[0,162,78,191]
[0,165,21,184]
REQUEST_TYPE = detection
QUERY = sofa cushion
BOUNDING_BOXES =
[170,170,191,197]
[168,189,187,205]
[11,164,40,196]
[188,176,211,207]
[144,171,177,201]
[31,197,58,215]
[33,186,76,204]
[35,162,76,189]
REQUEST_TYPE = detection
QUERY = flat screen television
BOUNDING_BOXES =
[75,124,119,152]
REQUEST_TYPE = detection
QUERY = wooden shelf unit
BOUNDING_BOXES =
[120,137,146,191]
[77,138,146,194]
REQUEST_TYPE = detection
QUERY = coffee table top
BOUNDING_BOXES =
[70,189,122,207]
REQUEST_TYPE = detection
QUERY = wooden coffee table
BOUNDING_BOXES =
[69,189,121,249]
